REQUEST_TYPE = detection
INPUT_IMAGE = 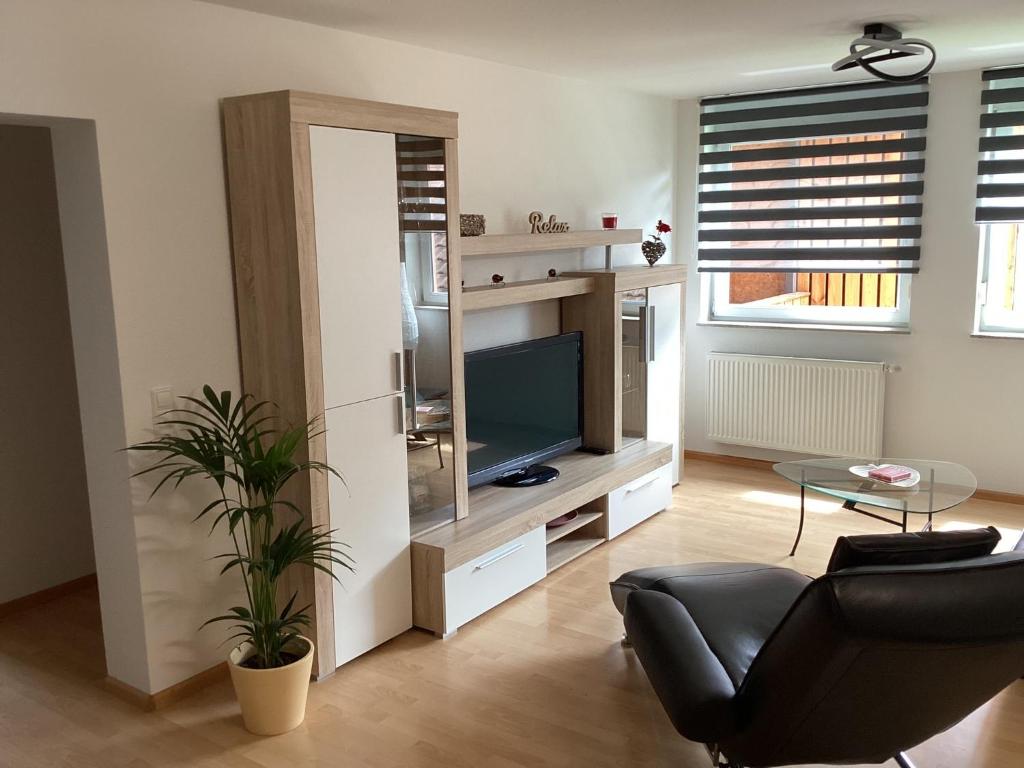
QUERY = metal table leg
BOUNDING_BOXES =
[790,482,805,556]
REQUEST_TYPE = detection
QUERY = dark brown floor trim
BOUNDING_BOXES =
[0,573,97,619]
[104,661,229,712]
[684,449,775,471]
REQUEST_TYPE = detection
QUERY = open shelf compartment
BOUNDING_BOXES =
[545,510,603,544]
[546,531,604,574]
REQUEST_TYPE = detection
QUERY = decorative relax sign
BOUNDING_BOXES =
[528,211,570,234]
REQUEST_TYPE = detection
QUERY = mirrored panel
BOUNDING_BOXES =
[396,134,456,536]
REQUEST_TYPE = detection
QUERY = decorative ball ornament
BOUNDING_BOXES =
[831,23,936,83]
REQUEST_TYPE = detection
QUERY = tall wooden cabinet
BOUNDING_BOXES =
[222,91,466,679]
[562,267,685,481]
[636,282,683,483]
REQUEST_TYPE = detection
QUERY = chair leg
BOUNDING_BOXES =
[705,744,744,768]
[894,752,917,768]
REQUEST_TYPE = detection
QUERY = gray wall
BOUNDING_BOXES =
[0,124,95,602]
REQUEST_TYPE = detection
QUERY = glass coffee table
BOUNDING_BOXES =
[773,458,978,556]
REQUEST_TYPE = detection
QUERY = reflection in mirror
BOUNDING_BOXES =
[396,135,456,537]
[621,288,647,447]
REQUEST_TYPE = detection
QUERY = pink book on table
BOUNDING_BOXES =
[868,465,913,483]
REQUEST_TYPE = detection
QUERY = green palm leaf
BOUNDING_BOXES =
[127,385,351,669]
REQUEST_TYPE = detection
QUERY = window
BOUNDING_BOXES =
[975,65,1024,335]
[697,80,928,329]
[977,223,1023,334]
[415,232,449,306]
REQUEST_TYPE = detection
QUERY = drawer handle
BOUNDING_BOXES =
[395,394,405,435]
[625,478,658,496]
[474,543,525,570]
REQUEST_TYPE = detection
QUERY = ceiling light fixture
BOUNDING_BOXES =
[832,23,936,83]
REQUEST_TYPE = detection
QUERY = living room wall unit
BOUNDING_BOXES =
[225,97,687,648]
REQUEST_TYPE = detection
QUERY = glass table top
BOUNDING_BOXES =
[773,458,977,514]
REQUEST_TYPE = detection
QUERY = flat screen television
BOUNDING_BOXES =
[464,332,583,487]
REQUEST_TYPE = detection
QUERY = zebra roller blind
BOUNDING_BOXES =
[396,135,448,233]
[698,79,929,274]
[977,65,1024,224]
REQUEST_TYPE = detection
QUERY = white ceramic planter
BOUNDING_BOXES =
[227,636,314,736]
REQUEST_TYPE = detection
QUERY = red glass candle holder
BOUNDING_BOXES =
[601,212,618,230]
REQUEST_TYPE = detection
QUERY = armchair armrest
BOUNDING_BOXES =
[625,589,739,743]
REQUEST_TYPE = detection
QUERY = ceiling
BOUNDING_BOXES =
[204,0,1024,97]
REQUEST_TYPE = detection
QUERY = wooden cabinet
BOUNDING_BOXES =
[561,265,685,477]
[310,126,404,409]
[326,394,412,665]
[222,91,465,678]
[645,282,682,484]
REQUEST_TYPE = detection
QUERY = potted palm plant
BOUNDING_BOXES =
[128,385,351,735]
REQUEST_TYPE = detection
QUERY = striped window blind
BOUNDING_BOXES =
[977,65,1024,224]
[698,79,929,274]
[396,135,448,233]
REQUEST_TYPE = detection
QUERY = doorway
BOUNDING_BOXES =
[0,122,103,679]
[0,115,144,692]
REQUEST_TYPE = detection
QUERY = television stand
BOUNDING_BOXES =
[493,464,559,487]
[411,440,673,637]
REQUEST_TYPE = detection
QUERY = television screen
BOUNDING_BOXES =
[464,332,583,487]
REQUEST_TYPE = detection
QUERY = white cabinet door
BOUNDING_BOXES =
[646,283,682,484]
[310,126,404,409]
[326,393,411,667]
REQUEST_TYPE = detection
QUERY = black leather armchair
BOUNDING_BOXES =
[611,532,1024,768]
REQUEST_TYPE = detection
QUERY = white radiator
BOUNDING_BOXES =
[707,353,886,458]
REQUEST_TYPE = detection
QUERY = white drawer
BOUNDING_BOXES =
[607,463,673,539]
[444,527,546,632]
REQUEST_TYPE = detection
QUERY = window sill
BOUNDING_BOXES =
[971,330,1024,340]
[698,319,911,334]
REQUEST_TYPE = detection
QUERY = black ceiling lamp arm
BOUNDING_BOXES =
[832,23,937,83]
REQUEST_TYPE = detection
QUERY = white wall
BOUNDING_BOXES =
[0,0,674,692]
[679,70,1024,494]
[49,117,152,692]
[0,125,95,604]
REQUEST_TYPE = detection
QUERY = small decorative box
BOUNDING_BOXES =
[868,465,913,483]
[460,214,485,237]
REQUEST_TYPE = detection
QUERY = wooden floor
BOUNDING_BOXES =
[2,458,1023,767]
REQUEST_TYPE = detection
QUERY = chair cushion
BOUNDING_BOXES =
[826,527,1001,573]
[611,563,811,687]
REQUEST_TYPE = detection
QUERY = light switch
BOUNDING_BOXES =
[151,386,175,428]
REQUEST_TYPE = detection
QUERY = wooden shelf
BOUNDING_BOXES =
[546,535,604,573]
[412,439,671,571]
[461,229,642,257]
[562,264,688,292]
[461,276,595,311]
[545,511,603,544]
[460,265,686,312]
